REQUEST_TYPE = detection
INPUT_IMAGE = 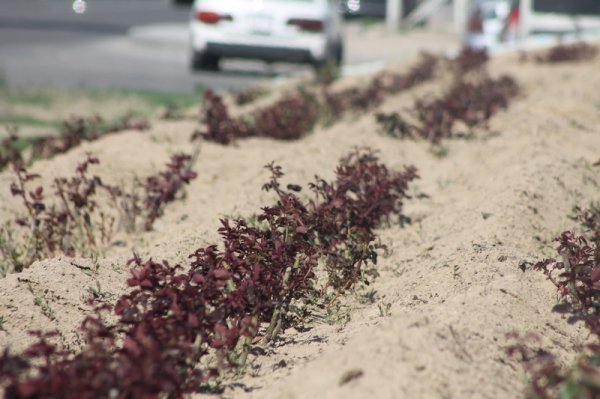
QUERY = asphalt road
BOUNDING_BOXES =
[0,0,312,92]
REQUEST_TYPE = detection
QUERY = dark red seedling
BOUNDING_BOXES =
[234,87,267,106]
[535,232,600,334]
[385,74,519,143]
[516,200,600,398]
[253,91,320,140]
[197,90,252,144]
[142,153,199,231]
[382,52,440,94]
[376,112,413,139]
[0,149,418,398]
[536,42,598,63]
[451,47,489,74]
[199,54,442,145]
[0,129,24,171]
[29,115,149,163]
[0,154,115,274]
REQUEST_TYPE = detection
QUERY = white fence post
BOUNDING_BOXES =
[386,0,404,32]
[519,0,531,39]
[453,0,469,35]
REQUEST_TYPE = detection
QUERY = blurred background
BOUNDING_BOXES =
[2,0,600,92]
[1,0,599,134]
[0,0,455,94]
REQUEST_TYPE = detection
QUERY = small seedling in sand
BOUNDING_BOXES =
[378,302,392,317]
[27,284,56,321]
[358,288,378,305]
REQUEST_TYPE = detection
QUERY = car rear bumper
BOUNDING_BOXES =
[206,42,313,63]
[190,23,327,63]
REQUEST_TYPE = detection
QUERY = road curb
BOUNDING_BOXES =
[341,60,386,76]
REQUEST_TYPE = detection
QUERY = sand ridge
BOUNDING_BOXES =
[1,52,599,398]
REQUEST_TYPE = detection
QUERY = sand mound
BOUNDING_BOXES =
[1,52,599,398]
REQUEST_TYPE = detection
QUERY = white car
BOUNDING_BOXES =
[464,0,510,50]
[189,0,344,71]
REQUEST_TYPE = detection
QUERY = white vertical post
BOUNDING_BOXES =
[386,0,403,32]
[453,0,469,35]
[519,0,531,40]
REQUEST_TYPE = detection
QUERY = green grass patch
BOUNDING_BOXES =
[4,90,54,107]
[13,135,41,151]
[83,87,203,109]
[1,85,203,114]
[0,85,204,134]
[0,115,59,129]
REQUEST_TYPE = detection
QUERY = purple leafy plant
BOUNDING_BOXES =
[0,149,418,397]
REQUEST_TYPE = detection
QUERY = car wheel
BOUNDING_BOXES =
[311,42,343,71]
[190,51,220,72]
[334,42,344,66]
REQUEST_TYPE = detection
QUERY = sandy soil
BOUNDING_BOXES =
[1,52,599,398]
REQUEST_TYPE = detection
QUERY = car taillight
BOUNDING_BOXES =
[500,7,520,41]
[507,8,520,25]
[287,18,323,32]
[196,11,232,24]
[468,11,483,33]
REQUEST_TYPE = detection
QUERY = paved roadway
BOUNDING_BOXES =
[0,0,312,92]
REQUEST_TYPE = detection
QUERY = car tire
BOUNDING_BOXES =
[190,51,221,72]
[334,42,344,66]
[311,42,343,71]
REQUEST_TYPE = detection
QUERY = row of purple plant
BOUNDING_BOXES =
[376,48,519,143]
[0,148,418,398]
[0,150,198,276]
[196,52,445,145]
[0,115,149,172]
